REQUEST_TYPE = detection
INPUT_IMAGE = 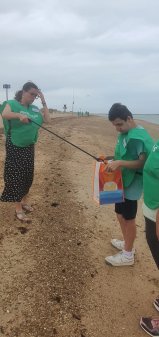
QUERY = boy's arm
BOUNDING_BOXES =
[107,138,147,171]
[106,153,146,171]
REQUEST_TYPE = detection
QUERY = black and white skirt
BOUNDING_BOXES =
[0,136,35,202]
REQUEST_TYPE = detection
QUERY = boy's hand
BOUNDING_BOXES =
[106,160,122,172]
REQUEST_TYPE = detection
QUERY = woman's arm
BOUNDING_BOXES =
[2,104,29,123]
[38,90,51,123]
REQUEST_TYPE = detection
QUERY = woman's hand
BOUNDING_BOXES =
[19,113,30,123]
[37,90,50,123]
[37,90,46,105]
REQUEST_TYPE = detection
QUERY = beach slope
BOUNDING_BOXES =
[0,115,158,337]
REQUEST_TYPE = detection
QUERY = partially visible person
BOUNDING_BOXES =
[0,81,50,222]
[140,141,159,337]
[105,103,154,266]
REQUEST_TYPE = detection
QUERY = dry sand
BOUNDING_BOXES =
[0,115,159,337]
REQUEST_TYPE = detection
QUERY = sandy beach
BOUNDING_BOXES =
[0,114,159,337]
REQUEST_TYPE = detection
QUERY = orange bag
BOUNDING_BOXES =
[93,158,124,205]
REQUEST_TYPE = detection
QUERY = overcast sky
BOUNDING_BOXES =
[0,0,159,114]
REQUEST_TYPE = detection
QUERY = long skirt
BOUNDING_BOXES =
[0,136,35,202]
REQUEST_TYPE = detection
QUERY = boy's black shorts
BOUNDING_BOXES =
[115,198,137,220]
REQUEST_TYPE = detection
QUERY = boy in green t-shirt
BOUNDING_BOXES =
[104,103,154,267]
[140,142,159,336]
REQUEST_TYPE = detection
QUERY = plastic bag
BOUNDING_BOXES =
[93,158,124,205]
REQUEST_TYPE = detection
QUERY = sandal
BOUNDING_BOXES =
[22,204,34,213]
[15,211,31,223]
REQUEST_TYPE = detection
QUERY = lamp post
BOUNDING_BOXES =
[3,84,11,100]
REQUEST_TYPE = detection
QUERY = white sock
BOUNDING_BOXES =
[123,250,134,258]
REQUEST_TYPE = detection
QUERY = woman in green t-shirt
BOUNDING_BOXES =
[0,81,50,222]
[140,142,159,336]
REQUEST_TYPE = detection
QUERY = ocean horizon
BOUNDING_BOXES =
[133,114,159,125]
[91,113,159,125]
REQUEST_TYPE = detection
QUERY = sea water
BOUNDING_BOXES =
[96,113,159,125]
[133,114,159,125]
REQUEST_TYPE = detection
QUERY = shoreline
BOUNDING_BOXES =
[1,112,159,130]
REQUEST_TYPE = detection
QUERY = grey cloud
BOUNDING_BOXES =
[0,0,159,113]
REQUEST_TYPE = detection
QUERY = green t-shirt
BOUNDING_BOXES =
[124,139,144,200]
[0,100,43,147]
[143,141,159,209]
[115,126,154,188]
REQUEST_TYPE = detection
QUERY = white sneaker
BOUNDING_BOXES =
[111,239,125,250]
[111,238,136,254]
[105,251,134,266]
